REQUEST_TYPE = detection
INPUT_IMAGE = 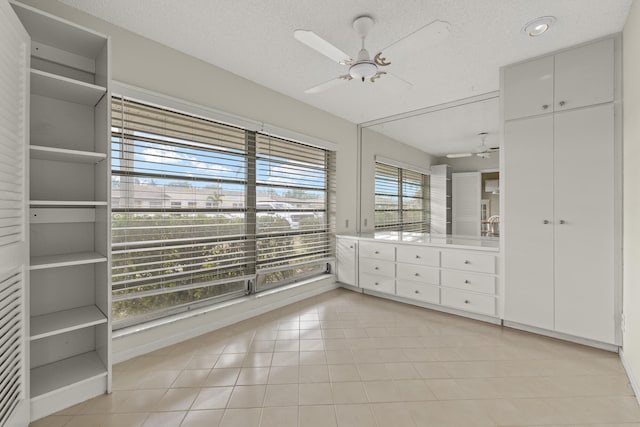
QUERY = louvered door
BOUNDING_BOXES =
[0,1,29,426]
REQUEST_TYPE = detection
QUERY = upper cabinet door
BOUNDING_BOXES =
[503,55,554,121]
[554,38,614,112]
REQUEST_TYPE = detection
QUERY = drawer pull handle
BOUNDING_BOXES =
[415,255,420,259]
[414,273,420,277]
[414,290,420,294]
[374,267,379,270]
[464,280,470,284]
[374,251,379,254]
[374,282,379,286]
[559,100,566,107]
[464,260,471,265]
[349,245,354,249]
[464,300,470,304]
[542,104,549,110]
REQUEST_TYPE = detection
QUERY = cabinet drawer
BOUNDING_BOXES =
[396,245,439,266]
[397,264,439,285]
[441,270,495,295]
[359,241,395,260]
[359,258,395,278]
[359,273,395,294]
[441,288,496,316]
[441,251,496,274]
[396,280,440,304]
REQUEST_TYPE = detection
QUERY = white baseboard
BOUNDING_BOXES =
[620,349,640,404]
[503,320,620,352]
[113,277,338,364]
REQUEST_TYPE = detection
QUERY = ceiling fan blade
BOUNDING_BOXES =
[294,30,352,64]
[380,19,451,57]
[446,153,473,159]
[304,75,351,94]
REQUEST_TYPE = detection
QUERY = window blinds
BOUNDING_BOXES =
[374,162,430,232]
[111,96,334,324]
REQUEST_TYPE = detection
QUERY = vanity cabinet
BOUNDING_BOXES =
[336,236,499,319]
[502,36,620,345]
[503,38,614,121]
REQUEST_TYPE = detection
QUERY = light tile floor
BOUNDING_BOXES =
[30,289,640,426]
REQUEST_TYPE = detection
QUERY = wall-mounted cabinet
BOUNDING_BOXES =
[10,1,112,420]
[503,38,614,121]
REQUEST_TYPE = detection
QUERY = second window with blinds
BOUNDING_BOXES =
[374,162,430,233]
[111,97,334,328]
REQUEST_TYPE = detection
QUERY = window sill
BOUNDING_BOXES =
[112,274,337,363]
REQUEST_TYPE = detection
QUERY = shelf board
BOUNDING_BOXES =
[31,351,107,399]
[30,200,108,207]
[30,251,107,270]
[30,145,106,164]
[31,305,107,341]
[31,69,106,106]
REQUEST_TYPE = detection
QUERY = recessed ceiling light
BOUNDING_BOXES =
[523,16,556,37]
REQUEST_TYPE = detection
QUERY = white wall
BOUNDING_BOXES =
[435,154,499,173]
[19,0,359,234]
[623,0,640,394]
[360,128,435,232]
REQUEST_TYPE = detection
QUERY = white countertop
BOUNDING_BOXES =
[338,231,500,251]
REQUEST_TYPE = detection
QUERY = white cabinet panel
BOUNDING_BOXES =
[503,55,554,121]
[359,241,395,260]
[441,270,495,295]
[359,258,395,278]
[397,264,439,285]
[359,273,395,294]
[396,245,439,266]
[554,39,614,112]
[452,172,481,236]
[441,251,496,274]
[503,115,555,330]
[553,104,615,343]
[441,288,496,316]
[396,280,439,304]
[336,237,357,286]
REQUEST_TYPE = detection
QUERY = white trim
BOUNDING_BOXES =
[375,155,431,176]
[620,350,640,405]
[360,91,500,128]
[113,276,338,363]
[111,80,338,151]
[503,320,620,352]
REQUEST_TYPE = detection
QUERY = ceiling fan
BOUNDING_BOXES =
[446,132,499,159]
[294,16,449,94]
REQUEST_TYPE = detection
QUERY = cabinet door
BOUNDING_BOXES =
[554,39,614,113]
[503,55,554,120]
[452,172,481,236]
[503,115,555,330]
[336,238,357,286]
[554,104,616,344]
[0,2,30,425]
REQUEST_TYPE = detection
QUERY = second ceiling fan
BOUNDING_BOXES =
[294,15,450,94]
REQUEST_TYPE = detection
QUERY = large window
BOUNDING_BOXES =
[111,97,334,327]
[374,162,430,232]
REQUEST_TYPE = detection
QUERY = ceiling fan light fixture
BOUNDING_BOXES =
[523,16,556,37]
[349,61,378,81]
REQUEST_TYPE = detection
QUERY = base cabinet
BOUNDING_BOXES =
[342,236,499,319]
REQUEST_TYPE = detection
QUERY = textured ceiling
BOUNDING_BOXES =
[58,0,631,153]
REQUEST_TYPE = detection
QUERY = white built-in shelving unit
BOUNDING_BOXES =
[10,1,112,421]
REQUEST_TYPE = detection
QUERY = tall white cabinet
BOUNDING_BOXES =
[452,172,481,236]
[502,37,620,345]
[7,2,112,421]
